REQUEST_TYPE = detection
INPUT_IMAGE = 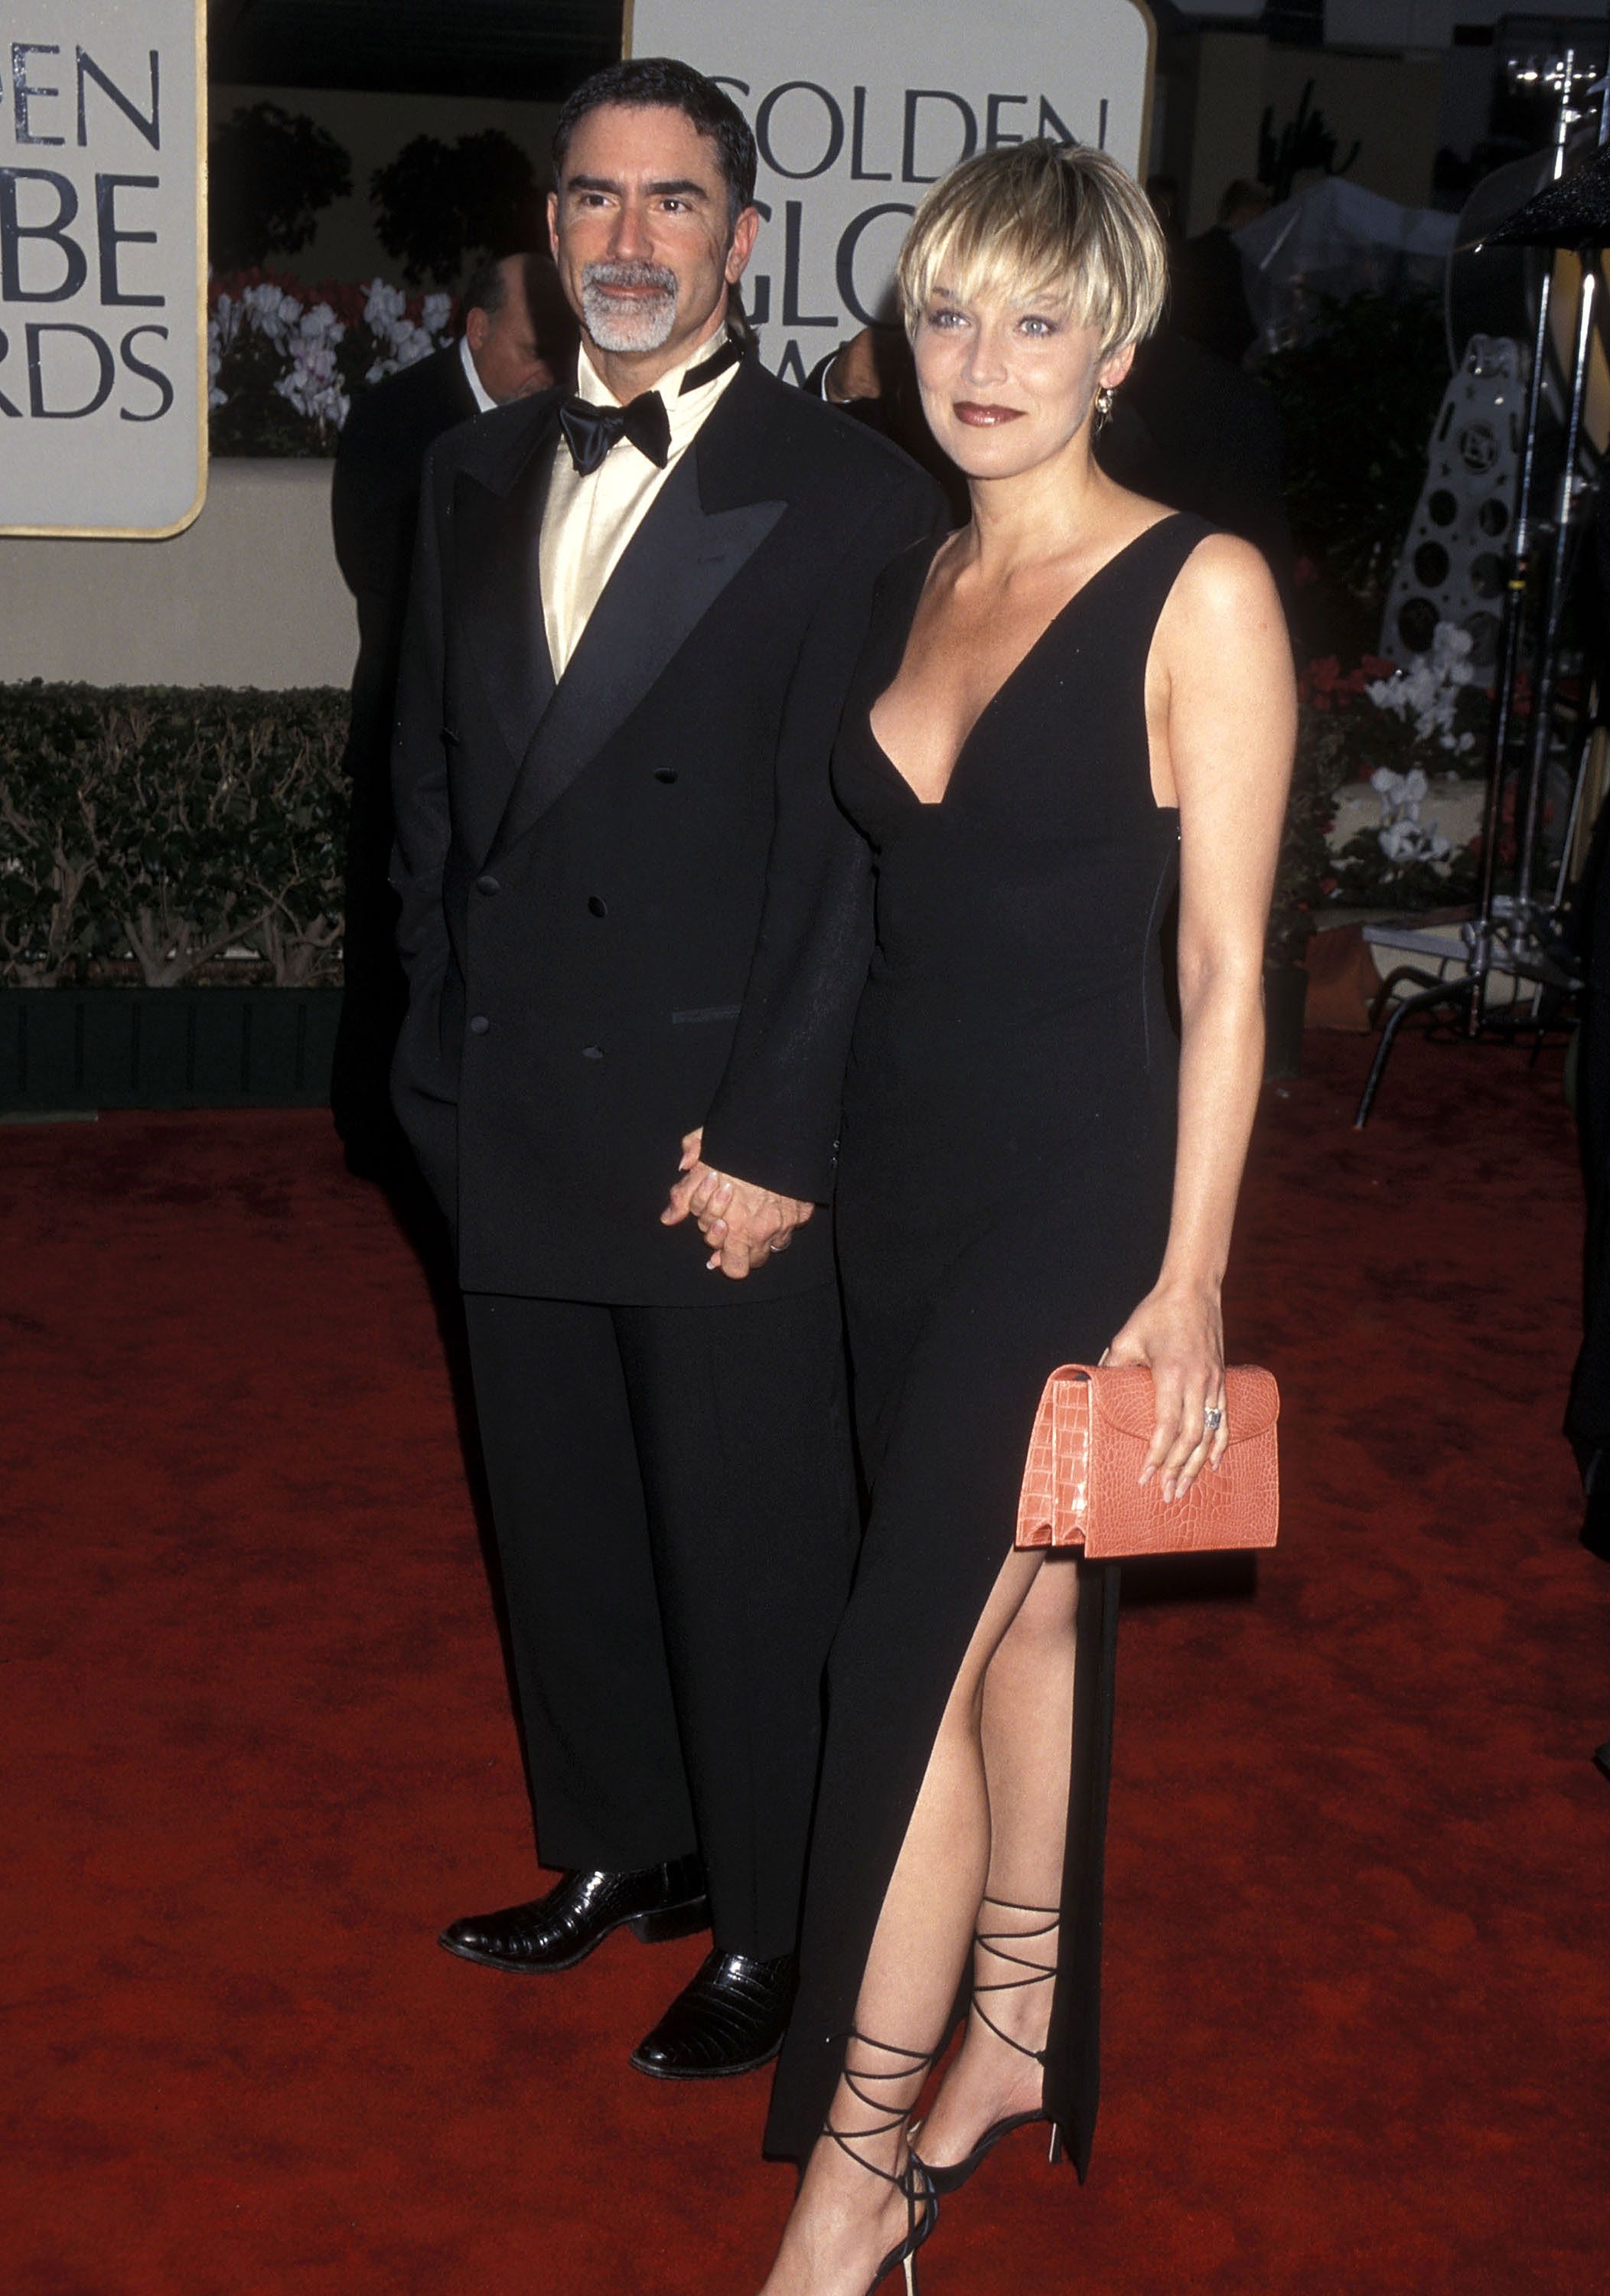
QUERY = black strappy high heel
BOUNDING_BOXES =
[909,1896,1065,2196]
[822,2028,940,2295]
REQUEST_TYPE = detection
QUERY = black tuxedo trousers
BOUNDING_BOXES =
[464,1287,858,1955]
[392,360,946,1949]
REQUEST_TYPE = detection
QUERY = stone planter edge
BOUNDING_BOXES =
[0,986,342,1112]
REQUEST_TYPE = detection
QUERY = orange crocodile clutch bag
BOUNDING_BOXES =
[1015,1364,1280,1558]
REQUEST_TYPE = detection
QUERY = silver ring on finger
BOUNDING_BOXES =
[1203,1404,1224,1432]
[768,1238,790,1254]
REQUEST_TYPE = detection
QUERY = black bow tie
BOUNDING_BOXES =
[556,335,746,476]
[557,389,671,477]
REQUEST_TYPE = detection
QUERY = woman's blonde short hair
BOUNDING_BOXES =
[895,140,1168,357]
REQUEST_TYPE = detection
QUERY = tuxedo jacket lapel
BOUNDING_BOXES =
[487,387,786,865]
[453,417,559,857]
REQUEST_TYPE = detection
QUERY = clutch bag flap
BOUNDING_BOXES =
[1015,1364,1279,1558]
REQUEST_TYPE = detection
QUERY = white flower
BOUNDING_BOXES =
[1367,762,1454,871]
[1377,809,1452,869]
[1367,618,1476,748]
[363,279,409,341]
[236,282,302,347]
[298,303,344,345]
[421,292,453,338]
[206,305,236,404]
[275,334,349,433]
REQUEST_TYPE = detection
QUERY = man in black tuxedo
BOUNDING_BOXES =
[390,60,942,2076]
[330,253,577,1179]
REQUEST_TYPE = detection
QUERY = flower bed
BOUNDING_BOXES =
[207,270,455,457]
[1276,625,1490,957]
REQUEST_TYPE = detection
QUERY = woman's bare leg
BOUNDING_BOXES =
[757,1548,1047,2296]
[911,1553,1080,2167]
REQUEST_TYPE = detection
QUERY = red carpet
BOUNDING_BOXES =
[3,1033,1607,2295]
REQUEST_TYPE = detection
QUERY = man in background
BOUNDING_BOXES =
[1172,178,1269,368]
[330,253,578,1181]
[1145,171,1185,252]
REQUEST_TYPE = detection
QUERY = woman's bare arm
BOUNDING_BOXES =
[1104,532,1295,1499]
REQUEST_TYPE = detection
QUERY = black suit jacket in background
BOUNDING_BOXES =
[329,344,481,1156]
[1172,226,1260,368]
[333,342,479,754]
[1097,331,1292,605]
[390,356,946,1306]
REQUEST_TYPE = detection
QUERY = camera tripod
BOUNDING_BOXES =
[1354,47,1609,1128]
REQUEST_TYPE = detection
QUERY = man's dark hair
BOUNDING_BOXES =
[552,57,758,227]
[1217,178,1269,229]
[460,253,510,321]
[458,252,581,373]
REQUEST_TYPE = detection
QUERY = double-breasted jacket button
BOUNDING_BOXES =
[582,1045,605,1061]
[587,895,608,918]
[653,768,678,784]
[468,1015,490,1035]
[475,873,500,895]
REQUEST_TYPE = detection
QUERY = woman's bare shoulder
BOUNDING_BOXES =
[1151,530,1292,733]
[1170,529,1279,623]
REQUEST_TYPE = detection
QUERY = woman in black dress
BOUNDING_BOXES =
[674,140,1293,2294]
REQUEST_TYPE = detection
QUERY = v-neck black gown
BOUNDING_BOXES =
[764,511,1211,2174]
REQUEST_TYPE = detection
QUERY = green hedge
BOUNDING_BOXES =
[0,683,350,988]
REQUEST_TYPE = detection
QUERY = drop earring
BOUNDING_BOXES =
[1094,384,1115,430]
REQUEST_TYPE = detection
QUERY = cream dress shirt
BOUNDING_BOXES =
[539,331,742,681]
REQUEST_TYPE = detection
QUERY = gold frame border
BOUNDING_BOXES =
[1,0,210,542]
[1133,2,1159,180]
[623,0,1157,177]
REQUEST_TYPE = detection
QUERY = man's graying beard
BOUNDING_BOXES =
[581,260,680,353]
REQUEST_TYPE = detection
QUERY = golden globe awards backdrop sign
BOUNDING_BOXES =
[625,0,1154,383]
[1,0,205,536]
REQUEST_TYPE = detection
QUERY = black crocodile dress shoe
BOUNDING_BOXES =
[438,1856,708,1973]
[629,1949,797,2079]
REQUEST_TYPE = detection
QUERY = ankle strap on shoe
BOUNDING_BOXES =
[822,2026,931,2187]
[972,1896,1059,2065]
